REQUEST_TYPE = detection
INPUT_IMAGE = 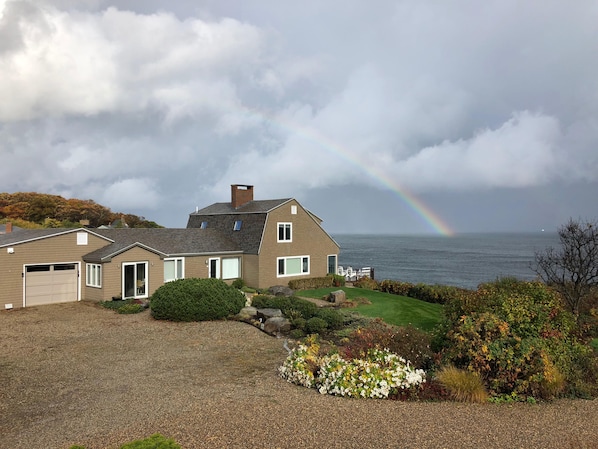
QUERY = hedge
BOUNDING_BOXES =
[150,278,245,321]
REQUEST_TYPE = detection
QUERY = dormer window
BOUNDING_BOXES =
[233,220,242,231]
[200,221,208,229]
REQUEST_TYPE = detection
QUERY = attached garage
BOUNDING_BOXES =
[24,263,79,307]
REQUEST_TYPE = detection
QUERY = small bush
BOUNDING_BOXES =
[119,433,181,449]
[150,278,246,321]
[315,308,345,330]
[231,278,245,289]
[251,295,318,320]
[288,276,335,290]
[353,276,378,290]
[117,303,145,314]
[289,328,305,339]
[435,366,489,403]
[306,317,328,333]
[343,319,434,370]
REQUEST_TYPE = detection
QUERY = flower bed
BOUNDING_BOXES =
[279,341,426,399]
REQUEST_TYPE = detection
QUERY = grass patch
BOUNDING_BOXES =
[591,338,598,351]
[298,287,442,331]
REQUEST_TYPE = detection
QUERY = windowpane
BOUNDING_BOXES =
[164,260,175,281]
[302,257,309,273]
[286,257,301,275]
[86,263,101,288]
[278,259,285,275]
[328,255,337,274]
[222,258,240,279]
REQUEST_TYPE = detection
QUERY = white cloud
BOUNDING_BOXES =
[101,178,160,210]
[392,111,564,191]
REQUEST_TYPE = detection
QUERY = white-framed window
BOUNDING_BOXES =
[123,262,148,299]
[77,232,88,245]
[164,258,184,282]
[327,255,337,275]
[278,222,292,242]
[86,263,102,288]
[277,255,309,277]
[291,205,297,214]
[222,257,240,279]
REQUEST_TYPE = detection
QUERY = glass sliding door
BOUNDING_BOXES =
[122,262,148,299]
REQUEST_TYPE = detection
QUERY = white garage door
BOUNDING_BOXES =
[25,263,79,307]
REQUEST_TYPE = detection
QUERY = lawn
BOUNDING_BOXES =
[298,286,443,331]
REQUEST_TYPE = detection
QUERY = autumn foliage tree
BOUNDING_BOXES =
[0,192,161,228]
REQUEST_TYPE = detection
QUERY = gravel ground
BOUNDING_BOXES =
[1,302,597,449]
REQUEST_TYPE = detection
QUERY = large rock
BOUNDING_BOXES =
[328,290,346,305]
[256,308,283,321]
[236,306,257,320]
[263,316,291,336]
[268,285,295,297]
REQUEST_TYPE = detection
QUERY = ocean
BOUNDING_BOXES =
[332,233,561,290]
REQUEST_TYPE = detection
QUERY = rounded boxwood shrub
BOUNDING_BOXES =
[150,278,246,321]
[315,308,345,330]
[306,317,328,334]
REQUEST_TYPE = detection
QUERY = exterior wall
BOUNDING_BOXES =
[0,231,110,309]
[242,254,260,288]
[89,251,244,302]
[256,200,339,289]
[105,248,163,300]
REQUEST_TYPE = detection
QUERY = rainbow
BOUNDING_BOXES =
[235,106,455,236]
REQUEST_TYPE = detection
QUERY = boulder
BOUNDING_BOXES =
[236,306,258,320]
[268,285,295,297]
[328,290,346,305]
[263,316,291,336]
[256,308,283,321]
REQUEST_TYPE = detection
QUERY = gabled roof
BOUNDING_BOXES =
[84,228,241,262]
[0,228,112,248]
[192,198,292,215]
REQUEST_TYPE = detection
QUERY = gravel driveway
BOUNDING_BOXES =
[1,302,597,449]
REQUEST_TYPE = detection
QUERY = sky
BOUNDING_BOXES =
[1,0,597,235]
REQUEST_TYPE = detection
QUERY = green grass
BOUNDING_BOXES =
[591,338,598,351]
[298,287,443,331]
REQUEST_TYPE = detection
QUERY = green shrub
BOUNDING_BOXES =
[306,317,328,333]
[119,433,181,449]
[289,328,305,339]
[150,278,246,321]
[290,316,307,331]
[231,278,245,289]
[288,276,335,290]
[117,303,145,314]
[250,295,318,320]
[315,308,345,330]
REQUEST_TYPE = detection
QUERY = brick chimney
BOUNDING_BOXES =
[231,184,254,209]
[5,222,12,234]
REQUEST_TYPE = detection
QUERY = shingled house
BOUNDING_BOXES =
[187,185,340,289]
[0,185,339,309]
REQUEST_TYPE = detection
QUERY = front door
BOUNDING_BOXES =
[123,262,148,299]
[209,258,220,279]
